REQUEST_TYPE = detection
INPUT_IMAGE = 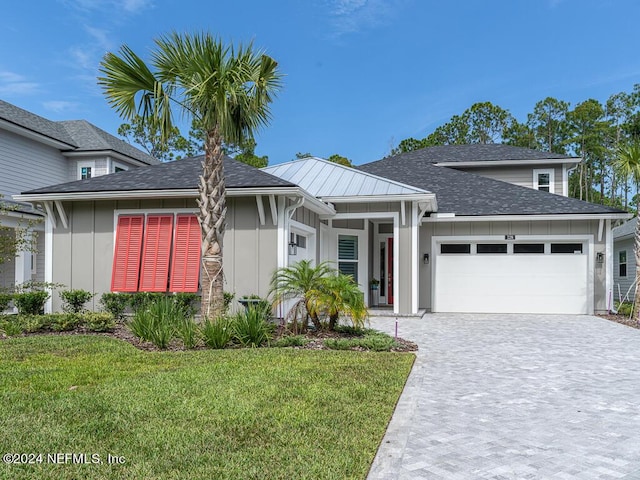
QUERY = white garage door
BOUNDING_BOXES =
[434,241,590,314]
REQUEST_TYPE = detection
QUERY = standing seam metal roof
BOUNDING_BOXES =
[263,157,431,198]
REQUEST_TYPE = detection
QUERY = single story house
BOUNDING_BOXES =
[15,145,630,315]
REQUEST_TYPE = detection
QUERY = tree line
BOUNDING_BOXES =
[391,85,640,209]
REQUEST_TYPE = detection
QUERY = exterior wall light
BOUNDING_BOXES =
[423,253,429,265]
[288,242,298,256]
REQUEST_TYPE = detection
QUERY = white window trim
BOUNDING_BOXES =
[113,161,129,173]
[619,250,628,278]
[77,160,95,180]
[533,168,555,194]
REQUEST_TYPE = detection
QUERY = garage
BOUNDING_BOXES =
[433,239,591,314]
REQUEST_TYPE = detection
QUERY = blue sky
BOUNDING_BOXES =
[1,0,639,165]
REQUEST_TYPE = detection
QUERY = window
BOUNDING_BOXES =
[551,243,583,254]
[111,214,201,293]
[113,162,128,173]
[441,244,471,254]
[619,251,627,278]
[338,235,358,282]
[514,243,545,254]
[477,243,507,254]
[290,232,307,249]
[533,169,555,193]
[81,167,92,179]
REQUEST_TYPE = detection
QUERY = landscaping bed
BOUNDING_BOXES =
[598,313,640,330]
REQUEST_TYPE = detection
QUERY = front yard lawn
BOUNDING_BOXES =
[0,335,414,480]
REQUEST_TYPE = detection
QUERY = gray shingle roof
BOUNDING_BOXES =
[22,156,295,195]
[58,120,158,165]
[613,218,637,239]
[0,100,156,165]
[386,144,577,163]
[358,153,626,216]
[0,99,77,147]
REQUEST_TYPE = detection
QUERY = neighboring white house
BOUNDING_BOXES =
[16,145,631,316]
[0,99,157,298]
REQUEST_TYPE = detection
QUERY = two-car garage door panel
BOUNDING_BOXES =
[435,255,589,314]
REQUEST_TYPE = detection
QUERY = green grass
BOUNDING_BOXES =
[0,335,414,480]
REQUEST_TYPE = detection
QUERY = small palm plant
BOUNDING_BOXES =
[310,272,368,330]
[270,260,333,332]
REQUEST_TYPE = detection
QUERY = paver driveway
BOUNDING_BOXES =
[368,314,640,479]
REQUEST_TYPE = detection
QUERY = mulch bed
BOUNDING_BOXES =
[2,321,418,353]
[598,313,640,330]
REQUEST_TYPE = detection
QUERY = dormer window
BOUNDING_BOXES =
[78,161,95,180]
[533,169,554,193]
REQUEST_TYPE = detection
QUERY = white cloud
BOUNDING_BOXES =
[61,0,152,14]
[42,100,80,113]
[327,0,399,36]
[0,71,39,96]
[84,25,113,51]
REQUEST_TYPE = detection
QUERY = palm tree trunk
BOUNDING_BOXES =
[199,127,227,318]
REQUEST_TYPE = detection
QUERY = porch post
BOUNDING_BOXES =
[411,202,419,314]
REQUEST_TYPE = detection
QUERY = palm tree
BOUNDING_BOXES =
[309,272,368,330]
[615,141,640,319]
[270,260,333,332]
[98,32,282,317]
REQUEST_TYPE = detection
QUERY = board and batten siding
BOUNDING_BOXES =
[0,129,69,198]
[455,165,564,195]
[613,237,636,302]
[419,219,607,313]
[50,197,277,312]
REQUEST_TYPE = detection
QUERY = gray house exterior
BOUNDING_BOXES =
[16,145,630,316]
[613,218,637,303]
[0,99,157,299]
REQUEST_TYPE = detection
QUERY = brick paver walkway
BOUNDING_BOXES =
[368,314,640,479]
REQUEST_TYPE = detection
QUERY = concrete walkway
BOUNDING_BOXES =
[367,314,640,479]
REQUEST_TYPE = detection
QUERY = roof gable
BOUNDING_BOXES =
[263,157,431,198]
[58,120,158,165]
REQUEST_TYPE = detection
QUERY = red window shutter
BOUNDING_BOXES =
[139,215,174,292]
[169,214,201,292]
[111,215,144,292]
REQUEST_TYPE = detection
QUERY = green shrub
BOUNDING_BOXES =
[233,306,273,348]
[223,292,235,313]
[19,315,47,333]
[83,312,116,332]
[201,316,233,349]
[99,293,129,321]
[323,331,399,352]
[129,292,164,313]
[13,291,49,315]
[128,297,179,349]
[173,292,199,318]
[59,289,95,313]
[0,293,13,312]
[51,313,82,332]
[272,335,310,348]
[176,316,200,349]
[616,302,634,316]
[0,319,23,336]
